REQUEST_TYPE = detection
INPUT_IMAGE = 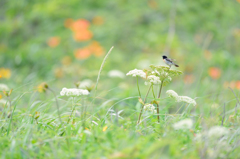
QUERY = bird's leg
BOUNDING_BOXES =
[169,65,171,70]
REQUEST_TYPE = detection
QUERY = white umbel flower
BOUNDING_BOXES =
[173,119,193,130]
[60,87,89,96]
[126,69,146,79]
[108,70,125,79]
[208,126,229,138]
[166,90,196,106]
[78,79,93,89]
[0,84,9,91]
[143,103,157,114]
[145,75,161,85]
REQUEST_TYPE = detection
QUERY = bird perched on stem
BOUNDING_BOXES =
[162,55,179,68]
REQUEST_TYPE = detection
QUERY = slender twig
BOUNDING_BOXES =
[136,77,141,98]
[229,87,240,106]
[221,103,226,126]
[137,85,152,124]
[93,46,114,98]
[48,87,63,125]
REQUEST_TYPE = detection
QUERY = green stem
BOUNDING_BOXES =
[137,85,152,124]
[156,80,164,123]
[67,97,76,124]
[152,85,156,99]
[136,77,141,98]
[48,88,63,126]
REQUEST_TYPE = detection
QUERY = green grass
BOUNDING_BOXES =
[1,0,240,158]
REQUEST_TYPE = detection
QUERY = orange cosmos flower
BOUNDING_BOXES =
[236,81,240,90]
[47,37,60,48]
[208,67,221,80]
[73,30,93,41]
[70,19,90,32]
[88,41,104,57]
[74,48,91,60]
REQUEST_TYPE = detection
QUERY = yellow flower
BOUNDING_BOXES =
[0,68,11,79]
[102,126,108,132]
[36,82,48,93]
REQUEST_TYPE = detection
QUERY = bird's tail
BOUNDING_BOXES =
[174,64,179,67]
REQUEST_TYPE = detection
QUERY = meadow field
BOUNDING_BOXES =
[1,0,240,158]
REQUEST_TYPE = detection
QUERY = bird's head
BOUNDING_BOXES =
[162,55,167,59]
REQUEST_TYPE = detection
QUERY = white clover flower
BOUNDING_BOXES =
[173,118,193,130]
[78,79,93,89]
[145,75,161,85]
[166,90,197,106]
[143,103,156,114]
[60,87,90,97]
[208,126,229,138]
[108,70,125,79]
[0,84,9,91]
[126,69,146,79]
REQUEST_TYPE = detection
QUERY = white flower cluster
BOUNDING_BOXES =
[108,70,125,79]
[195,126,230,141]
[60,88,90,96]
[143,104,157,114]
[173,118,193,130]
[0,84,9,91]
[126,69,146,79]
[145,75,161,85]
[208,126,229,138]
[194,126,231,158]
[166,90,197,106]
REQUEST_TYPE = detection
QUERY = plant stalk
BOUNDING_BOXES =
[137,85,152,124]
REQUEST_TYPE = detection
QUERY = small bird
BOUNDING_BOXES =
[162,55,179,68]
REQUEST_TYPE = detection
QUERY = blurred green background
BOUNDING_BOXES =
[0,0,240,98]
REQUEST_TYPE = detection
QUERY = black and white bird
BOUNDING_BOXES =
[162,55,179,68]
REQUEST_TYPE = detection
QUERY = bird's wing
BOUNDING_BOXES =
[169,58,176,61]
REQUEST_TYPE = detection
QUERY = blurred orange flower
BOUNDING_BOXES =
[73,30,93,41]
[47,37,60,48]
[64,18,74,28]
[208,67,221,80]
[0,68,11,79]
[88,41,104,57]
[75,48,91,59]
[92,16,104,25]
[236,81,240,90]
[184,74,195,84]
[70,19,90,32]
[237,0,240,3]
